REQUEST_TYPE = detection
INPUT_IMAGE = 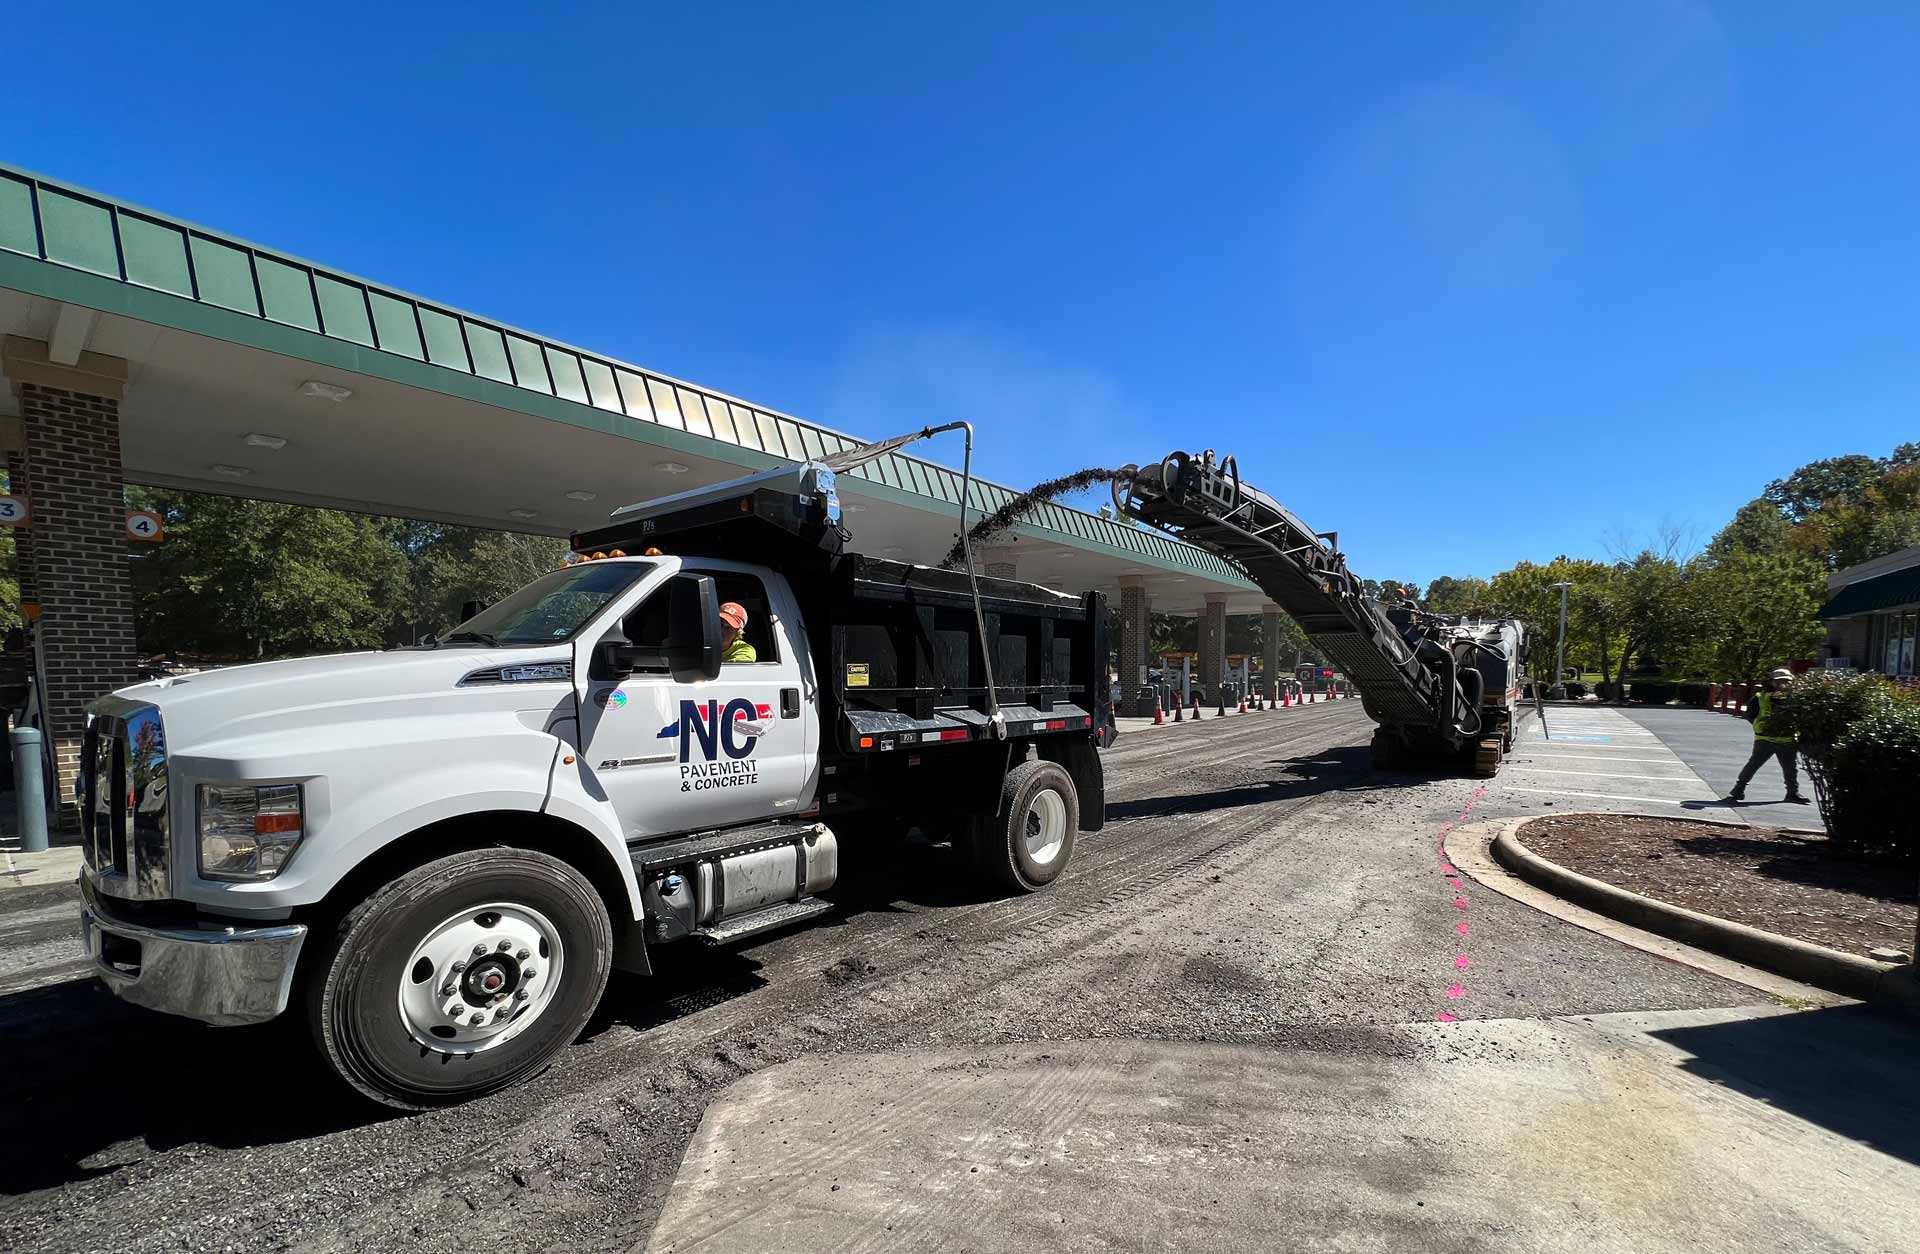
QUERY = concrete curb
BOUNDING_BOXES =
[1492,817,1917,1011]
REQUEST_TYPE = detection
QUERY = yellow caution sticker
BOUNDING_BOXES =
[846,662,870,688]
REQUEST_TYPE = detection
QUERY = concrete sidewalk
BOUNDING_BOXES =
[0,843,81,890]
[643,1008,1920,1253]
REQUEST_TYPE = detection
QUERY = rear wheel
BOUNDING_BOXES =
[308,847,613,1110]
[975,759,1079,893]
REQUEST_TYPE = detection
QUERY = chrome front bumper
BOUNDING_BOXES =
[79,879,308,1026]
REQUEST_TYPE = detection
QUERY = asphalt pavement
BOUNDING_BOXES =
[1618,705,1826,830]
[0,700,1902,1254]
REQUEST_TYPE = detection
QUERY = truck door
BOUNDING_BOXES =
[580,568,811,840]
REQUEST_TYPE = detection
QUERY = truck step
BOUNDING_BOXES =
[695,897,834,945]
[631,820,829,875]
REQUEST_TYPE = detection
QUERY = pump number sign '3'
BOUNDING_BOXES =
[657,698,772,792]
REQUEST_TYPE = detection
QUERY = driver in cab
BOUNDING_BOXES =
[719,601,756,663]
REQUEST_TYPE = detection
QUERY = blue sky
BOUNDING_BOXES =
[14,3,1919,585]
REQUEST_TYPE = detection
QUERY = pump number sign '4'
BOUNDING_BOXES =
[125,510,164,542]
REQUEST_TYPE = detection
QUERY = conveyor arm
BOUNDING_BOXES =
[1113,450,1482,744]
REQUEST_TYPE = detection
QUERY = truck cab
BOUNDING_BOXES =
[77,451,1112,1110]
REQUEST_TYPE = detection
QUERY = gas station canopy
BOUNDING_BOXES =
[0,163,1262,614]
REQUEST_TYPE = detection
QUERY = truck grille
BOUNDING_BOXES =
[81,700,171,900]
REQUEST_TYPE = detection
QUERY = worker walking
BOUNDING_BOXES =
[1725,668,1808,805]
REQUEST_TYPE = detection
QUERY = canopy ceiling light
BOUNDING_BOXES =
[298,380,353,402]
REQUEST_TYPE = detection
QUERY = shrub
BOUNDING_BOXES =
[1632,680,1676,705]
[1779,671,1894,750]
[1563,681,1588,698]
[1827,701,1920,862]
[1674,682,1712,707]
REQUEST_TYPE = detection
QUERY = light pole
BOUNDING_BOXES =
[1548,581,1572,699]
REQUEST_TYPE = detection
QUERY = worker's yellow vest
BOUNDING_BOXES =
[1752,692,1792,743]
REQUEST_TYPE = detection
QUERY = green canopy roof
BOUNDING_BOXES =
[1818,564,1920,619]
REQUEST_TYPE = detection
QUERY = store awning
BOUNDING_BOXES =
[1818,565,1920,618]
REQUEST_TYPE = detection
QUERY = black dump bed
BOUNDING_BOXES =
[825,555,1109,753]
[572,462,1111,759]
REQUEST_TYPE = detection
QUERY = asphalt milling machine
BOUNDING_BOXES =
[1113,449,1530,776]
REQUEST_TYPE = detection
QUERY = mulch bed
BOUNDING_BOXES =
[1518,814,1916,960]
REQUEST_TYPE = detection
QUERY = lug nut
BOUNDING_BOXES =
[470,1012,488,1025]
[441,982,457,996]
[473,943,488,956]
[521,965,537,979]
[451,960,467,973]
[497,939,513,951]
[516,989,531,1001]
[516,948,530,960]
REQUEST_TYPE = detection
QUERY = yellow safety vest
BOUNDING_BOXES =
[1752,692,1792,743]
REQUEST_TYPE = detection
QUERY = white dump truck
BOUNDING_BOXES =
[77,430,1114,1108]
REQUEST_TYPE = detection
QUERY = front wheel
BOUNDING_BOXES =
[308,847,613,1110]
[975,759,1079,893]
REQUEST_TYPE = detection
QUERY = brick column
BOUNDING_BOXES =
[5,337,135,811]
[1117,575,1151,715]
[5,449,34,607]
[1199,593,1228,693]
[1262,603,1283,702]
[977,546,1017,580]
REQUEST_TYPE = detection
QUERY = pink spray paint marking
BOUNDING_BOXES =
[1432,787,1486,1018]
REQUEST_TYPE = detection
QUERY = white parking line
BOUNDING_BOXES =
[1516,753,1681,764]
[1501,786,1710,807]
[1518,768,1696,783]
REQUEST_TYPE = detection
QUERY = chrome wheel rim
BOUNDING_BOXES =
[1024,788,1068,866]
[397,901,565,1055]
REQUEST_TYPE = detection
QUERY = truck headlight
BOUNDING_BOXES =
[198,784,304,881]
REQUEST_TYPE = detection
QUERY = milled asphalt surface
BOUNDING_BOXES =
[0,701,1889,1253]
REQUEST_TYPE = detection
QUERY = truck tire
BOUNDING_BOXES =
[308,847,613,1110]
[977,759,1078,893]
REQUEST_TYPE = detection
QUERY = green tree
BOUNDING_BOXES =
[1687,552,1827,682]
[1705,498,1792,560]
[131,491,409,660]
[1423,575,1489,616]
[1763,454,1883,523]
[1484,558,1623,683]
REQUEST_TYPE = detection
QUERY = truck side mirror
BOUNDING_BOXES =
[666,573,722,680]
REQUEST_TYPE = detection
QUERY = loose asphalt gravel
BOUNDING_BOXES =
[0,701,1757,1254]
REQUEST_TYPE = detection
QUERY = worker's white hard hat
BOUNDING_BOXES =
[1770,668,1794,682]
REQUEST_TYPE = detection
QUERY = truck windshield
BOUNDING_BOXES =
[443,561,652,646]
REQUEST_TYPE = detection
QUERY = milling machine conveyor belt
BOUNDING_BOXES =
[1113,451,1478,738]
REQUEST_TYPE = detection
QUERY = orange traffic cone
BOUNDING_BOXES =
[1173,691,1183,722]
[1153,694,1164,725]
